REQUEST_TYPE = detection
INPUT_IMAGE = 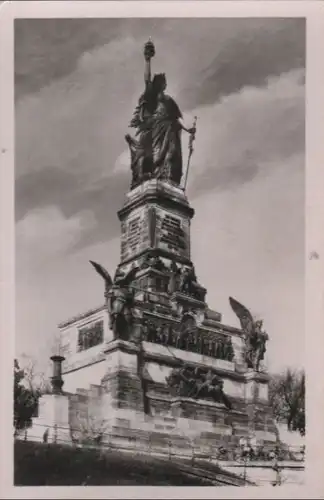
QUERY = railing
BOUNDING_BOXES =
[14,422,305,464]
[14,423,305,486]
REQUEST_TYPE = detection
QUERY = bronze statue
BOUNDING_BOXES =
[179,266,195,294]
[90,261,138,341]
[166,364,197,398]
[192,369,232,410]
[167,365,232,409]
[223,336,235,362]
[168,260,181,294]
[178,264,205,301]
[229,297,269,371]
[126,39,196,188]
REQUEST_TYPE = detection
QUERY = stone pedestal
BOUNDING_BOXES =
[100,339,147,434]
[170,398,232,438]
[29,353,71,444]
[245,369,270,403]
[31,393,71,444]
[243,370,277,442]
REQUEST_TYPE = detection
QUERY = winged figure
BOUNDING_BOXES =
[229,296,268,372]
[90,261,113,296]
[229,297,254,335]
[90,261,138,340]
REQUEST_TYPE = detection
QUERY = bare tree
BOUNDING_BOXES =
[19,354,52,394]
[70,413,109,446]
[269,368,305,435]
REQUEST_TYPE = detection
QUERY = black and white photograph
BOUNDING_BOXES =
[1,1,324,497]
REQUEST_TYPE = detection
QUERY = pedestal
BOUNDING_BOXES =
[170,397,232,438]
[31,393,71,444]
[244,370,277,442]
[100,339,147,435]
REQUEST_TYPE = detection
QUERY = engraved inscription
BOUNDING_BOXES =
[120,210,151,261]
[156,211,189,257]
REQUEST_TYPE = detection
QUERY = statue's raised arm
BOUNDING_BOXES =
[126,40,197,190]
[143,38,155,87]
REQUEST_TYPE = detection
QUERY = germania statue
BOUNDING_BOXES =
[125,39,196,189]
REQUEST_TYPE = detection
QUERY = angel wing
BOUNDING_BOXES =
[89,260,113,289]
[118,266,139,287]
[229,296,254,334]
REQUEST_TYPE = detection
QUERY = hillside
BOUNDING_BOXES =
[14,441,249,486]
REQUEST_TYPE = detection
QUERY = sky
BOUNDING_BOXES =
[14,18,305,375]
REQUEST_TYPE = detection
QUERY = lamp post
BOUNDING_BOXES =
[50,355,65,394]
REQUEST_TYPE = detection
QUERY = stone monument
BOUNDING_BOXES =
[34,40,278,455]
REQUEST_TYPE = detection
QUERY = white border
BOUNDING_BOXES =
[1,1,324,498]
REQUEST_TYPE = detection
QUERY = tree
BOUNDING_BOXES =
[269,368,305,435]
[70,414,109,446]
[14,358,50,435]
[19,355,52,394]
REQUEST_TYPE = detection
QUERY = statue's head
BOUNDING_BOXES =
[152,73,167,94]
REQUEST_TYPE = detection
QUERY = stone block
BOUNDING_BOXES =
[171,397,228,424]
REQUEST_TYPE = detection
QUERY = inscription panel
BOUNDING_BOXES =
[155,208,190,259]
[120,208,150,261]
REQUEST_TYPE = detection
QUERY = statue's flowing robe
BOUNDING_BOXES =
[151,94,183,184]
[129,85,183,185]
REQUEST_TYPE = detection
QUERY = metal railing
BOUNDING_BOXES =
[14,423,305,486]
[14,422,305,463]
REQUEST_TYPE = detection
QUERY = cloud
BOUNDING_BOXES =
[15,236,121,364]
[190,152,304,372]
[14,19,306,371]
[15,67,305,256]
[15,20,305,244]
[182,18,305,109]
[186,68,305,197]
[15,18,305,104]
[113,149,131,175]
[16,206,96,268]
[14,19,124,100]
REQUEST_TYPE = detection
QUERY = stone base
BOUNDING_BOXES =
[101,339,145,414]
[171,397,230,425]
[30,393,72,444]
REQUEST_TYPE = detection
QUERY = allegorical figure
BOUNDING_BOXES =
[89,261,138,341]
[166,365,232,409]
[229,297,269,371]
[126,39,196,188]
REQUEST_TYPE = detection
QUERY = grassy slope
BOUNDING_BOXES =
[14,441,245,486]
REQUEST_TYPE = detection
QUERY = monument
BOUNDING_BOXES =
[34,40,278,455]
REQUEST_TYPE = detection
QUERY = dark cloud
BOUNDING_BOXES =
[189,162,259,199]
[14,18,168,101]
[67,173,130,251]
[16,165,129,247]
[180,18,305,109]
[15,18,305,106]
[14,19,121,100]
[14,19,305,252]
[15,166,81,220]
